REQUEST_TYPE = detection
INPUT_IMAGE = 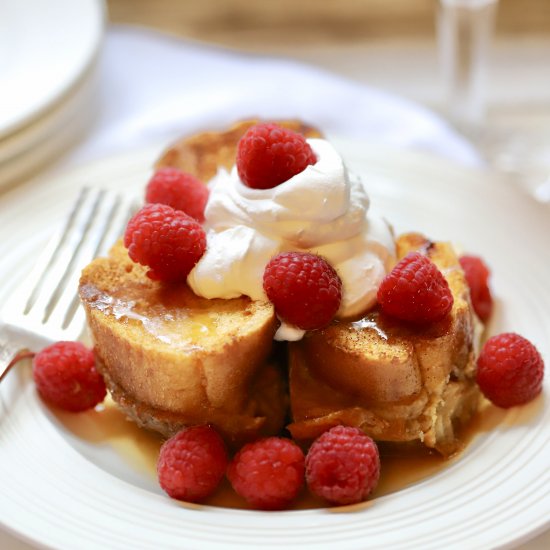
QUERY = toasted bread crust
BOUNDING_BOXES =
[156,119,322,182]
[287,233,481,456]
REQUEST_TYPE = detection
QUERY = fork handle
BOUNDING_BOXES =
[0,336,28,383]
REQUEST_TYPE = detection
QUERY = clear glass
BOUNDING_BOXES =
[437,0,499,135]
[437,0,550,202]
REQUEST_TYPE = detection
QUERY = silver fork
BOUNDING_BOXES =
[0,187,138,382]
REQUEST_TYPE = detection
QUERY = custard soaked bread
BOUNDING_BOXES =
[79,120,319,444]
[80,241,284,443]
[288,233,481,457]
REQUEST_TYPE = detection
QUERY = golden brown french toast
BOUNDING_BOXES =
[80,120,479,456]
[78,120,319,444]
[287,233,481,456]
[80,240,284,444]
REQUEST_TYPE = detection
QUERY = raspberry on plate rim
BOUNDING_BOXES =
[32,341,106,412]
[476,332,544,408]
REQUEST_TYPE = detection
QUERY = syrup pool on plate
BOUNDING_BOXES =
[48,392,538,511]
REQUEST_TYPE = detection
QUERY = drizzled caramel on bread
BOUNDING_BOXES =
[288,233,481,456]
[80,240,284,444]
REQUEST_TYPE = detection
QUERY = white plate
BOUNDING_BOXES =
[0,60,98,165]
[0,62,100,190]
[0,0,104,138]
[0,142,549,550]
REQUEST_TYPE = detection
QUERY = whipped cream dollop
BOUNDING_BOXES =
[187,138,396,340]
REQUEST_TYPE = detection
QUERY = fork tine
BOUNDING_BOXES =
[26,188,105,325]
[98,192,140,257]
[45,190,118,329]
[0,188,140,353]
[51,192,138,331]
[23,187,137,324]
[20,187,91,316]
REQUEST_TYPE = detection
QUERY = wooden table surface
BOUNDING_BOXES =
[106,0,550,49]
[105,0,550,119]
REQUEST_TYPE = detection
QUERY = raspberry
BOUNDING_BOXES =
[157,426,228,502]
[377,252,453,324]
[263,252,342,330]
[476,333,544,408]
[459,255,493,322]
[305,425,380,506]
[227,437,305,510]
[32,341,106,412]
[145,167,209,223]
[236,123,317,189]
[124,203,206,282]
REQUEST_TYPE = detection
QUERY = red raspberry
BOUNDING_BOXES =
[377,252,453,324]
[227,437,305,510]
[145,167,209,223]
[263,252,342,330]
[236,123,317,189]
[157,425,228,502]
[306,425,380,506]
[32,341,106,412]
[477,333,544,408]
[459,255,493,322]
[124,203,206,282]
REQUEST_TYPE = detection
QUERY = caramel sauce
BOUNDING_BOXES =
[55,398,447,509]
[82,284,221,349]
[54,397,162,475]
[52,394,546,511]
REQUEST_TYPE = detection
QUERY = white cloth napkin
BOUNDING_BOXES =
[68,26,481,168]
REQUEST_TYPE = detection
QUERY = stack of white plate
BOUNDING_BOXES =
[0,0,105,190]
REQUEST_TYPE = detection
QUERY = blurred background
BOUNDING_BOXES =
[1,0,549,195]
[103,0,550,200]
[106,0,550,119]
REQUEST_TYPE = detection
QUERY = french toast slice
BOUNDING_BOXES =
[80,240,284,444]
[79,120,319,444]
[287,233,482,456]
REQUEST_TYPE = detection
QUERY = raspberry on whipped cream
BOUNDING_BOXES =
[187,138,396,340]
